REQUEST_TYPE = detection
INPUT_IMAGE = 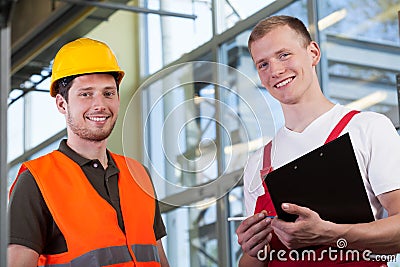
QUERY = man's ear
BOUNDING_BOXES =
[308,41,321,66]
[56,94,67,114]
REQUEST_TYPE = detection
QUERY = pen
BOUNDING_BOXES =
[227,216,275,221]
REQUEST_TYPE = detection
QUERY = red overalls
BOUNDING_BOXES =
[255,111,387,267]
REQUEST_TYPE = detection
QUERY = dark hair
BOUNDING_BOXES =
[248,15,312,54]
[56,72,120,102]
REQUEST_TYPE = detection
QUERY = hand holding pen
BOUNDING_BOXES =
[234,211,274,258]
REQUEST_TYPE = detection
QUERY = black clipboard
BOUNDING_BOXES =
[264,133,374,223]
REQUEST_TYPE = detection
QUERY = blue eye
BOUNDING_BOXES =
[258,62,268,70]
[280,53,289,59]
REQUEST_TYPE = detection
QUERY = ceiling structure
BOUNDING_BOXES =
[7,0,131,104]
[4,0,196,105]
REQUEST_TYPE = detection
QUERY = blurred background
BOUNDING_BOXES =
[1,0,400,266]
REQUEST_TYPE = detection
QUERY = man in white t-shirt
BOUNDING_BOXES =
[236,15,400,267]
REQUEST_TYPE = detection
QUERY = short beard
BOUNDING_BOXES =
[67,114,116,142]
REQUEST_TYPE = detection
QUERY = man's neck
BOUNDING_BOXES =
[66,135,109,168]
[282,96,335,133]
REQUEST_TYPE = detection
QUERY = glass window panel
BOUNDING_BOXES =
[219,0,309,33]
[318,0,400,127]
[24,90,65,150]
[162,198,217,267]
[144,0,213,74]
[318,0,400,44]
[141,57,221,199]
[7,138,63,188]
[228,186,245,266]
[145,0,163,74]
[146,14,163,74]
[219,31,285,172]
[7,98,24,162]
[219,1,273,33]
[29,138,64,160]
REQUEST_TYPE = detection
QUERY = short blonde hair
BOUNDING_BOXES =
[248,15,312,54]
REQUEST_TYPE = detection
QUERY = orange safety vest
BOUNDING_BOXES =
[14,151,161,267]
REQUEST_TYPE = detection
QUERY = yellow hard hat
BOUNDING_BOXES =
[50,38,125,97]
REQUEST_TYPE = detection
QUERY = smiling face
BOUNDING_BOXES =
[56,73,120,142]
[250,25,321,106]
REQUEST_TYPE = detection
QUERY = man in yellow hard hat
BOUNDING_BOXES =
[8,38,169,267]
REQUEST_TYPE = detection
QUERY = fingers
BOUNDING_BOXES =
[271,203,313,231]
[245,232,272,257]
[271,204,324,249]
[281,203,312,218]
[236,212,274,257]
[236,212,267,235]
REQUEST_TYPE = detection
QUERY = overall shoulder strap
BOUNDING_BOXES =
[325,110,360,144]
[261,141,272,174]
[255,141,275,215]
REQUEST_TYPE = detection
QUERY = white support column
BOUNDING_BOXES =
[0,25,10,267]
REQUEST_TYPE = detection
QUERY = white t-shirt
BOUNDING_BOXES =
[244,104,400,220]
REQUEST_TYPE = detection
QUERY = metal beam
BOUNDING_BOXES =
[57,0,197,20]
[158,169,242,213]
[0,25,10,267]
[325,34,400,72]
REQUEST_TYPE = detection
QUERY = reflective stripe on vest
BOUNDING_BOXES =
[38,244,159,267]
[132,244,160,263]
